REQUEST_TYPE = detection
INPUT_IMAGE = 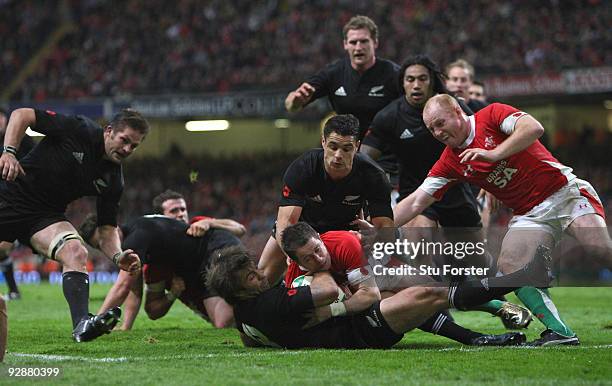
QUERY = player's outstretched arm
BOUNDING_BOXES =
[187,218,246,238]
[393,188,436,227]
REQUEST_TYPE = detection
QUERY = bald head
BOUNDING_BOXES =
[422,94,468,148]
[423,94,460,123]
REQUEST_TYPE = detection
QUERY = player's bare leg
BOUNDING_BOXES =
[566,213,612,266]
[31,222,119,341]
[0,241,20,300]
[498,228,577,345]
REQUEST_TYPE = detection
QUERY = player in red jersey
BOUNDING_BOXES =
[394,94,611,345]
[281,222,526,346]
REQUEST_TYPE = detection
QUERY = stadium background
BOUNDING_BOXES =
[1,0,610,277]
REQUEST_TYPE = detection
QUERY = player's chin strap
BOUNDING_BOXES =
[47,231,84,260]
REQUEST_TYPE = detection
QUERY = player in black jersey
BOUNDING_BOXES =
[446,59,489,113]
[0,108,149,342]
[257,114,393,282]
[203,246,557,349]
[361,55,531,329]
[284,15,400,184]
[361,55,482,228]
[469,81,488,104]
[0,107,36,301]
[99,189,245,330]
[80,213,242,327]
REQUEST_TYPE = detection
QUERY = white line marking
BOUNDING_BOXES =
[8,344,611,363]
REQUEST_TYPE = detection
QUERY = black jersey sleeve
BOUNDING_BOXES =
[96,169,124,226]
[364,163,393,219]
[32,109,82,136]
[121,225,153,264]
[362,102,396,151]
[279,154,313,207]
[305,61,336,103]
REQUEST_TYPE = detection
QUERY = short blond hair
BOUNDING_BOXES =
[445,59,475,81]
[343,15,378,41]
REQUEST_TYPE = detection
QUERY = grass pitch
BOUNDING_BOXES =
[2,284,611,385]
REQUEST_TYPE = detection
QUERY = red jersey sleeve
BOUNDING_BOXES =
[485,103,529,135]
[420,148,461,200]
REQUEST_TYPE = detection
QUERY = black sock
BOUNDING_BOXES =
[1,260,19,294]
[419,312,481,345]
[62,271,90,328]
[448,259,548,310]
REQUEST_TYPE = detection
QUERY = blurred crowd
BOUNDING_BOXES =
[2,0,609,101]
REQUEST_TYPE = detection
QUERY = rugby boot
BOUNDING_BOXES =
[73,307,121,342]
[470,331,526,346]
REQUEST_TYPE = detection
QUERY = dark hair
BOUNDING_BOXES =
[472,80,485,88]
[205,245,254,305]
[322,114,360,141]
[343,15,378,41]
[0,107,7,117]
[398,54,448,96]
[78,214,98,245]
[109,108,150,135]
[281,222,319,261]
[152,189,185,214]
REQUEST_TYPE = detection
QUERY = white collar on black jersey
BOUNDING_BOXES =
[458,115,476,149]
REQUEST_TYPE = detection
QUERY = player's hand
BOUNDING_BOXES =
[170,276,185,297]
[186,219,211,237]
[459,148,500,163]
[287,82,315,111]
[0,152,25,181]
[115,249,141,275]
[350,218,374,230]
[302,305,332,329]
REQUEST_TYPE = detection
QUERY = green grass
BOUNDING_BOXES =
[2,284,611,385]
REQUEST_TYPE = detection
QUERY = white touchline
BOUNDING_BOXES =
[8,344,611,362]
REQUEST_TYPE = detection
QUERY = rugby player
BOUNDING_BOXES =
[97,189,245,329]
[445,59,488,113]
[257,114,393,282]
[205,244,552,349]
[281,222,525,346]
[80,212,242,328]
[360,55,530,328]
[0,108,148,342]
[394,94,612,345]
[284,15,400,192]
[0,107,36,301]
[469,81,488,104]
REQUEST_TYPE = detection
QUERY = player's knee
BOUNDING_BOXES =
[57,241,89,271]
[411,286,445,304]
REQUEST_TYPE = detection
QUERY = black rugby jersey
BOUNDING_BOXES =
[362,97,473,198]
[0,109,122,226]
[235,284,363,349]
[121,215,240,275]
[306,56,400,138]
[279,149,392,233]
[0,132,35,159]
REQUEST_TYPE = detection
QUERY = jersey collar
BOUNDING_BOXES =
[458,115,476,149]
